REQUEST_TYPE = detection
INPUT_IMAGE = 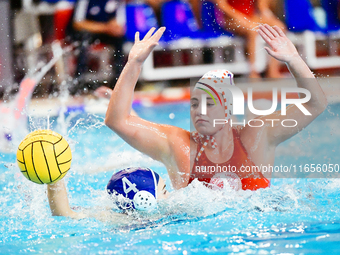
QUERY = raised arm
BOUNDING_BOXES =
[47,180,85,219]
[105,27,190,188]
[105,28,189,175]
[257,24,328,146]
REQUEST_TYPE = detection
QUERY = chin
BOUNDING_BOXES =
[195,125,216,136]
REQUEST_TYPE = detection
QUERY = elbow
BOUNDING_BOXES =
[318,96,328,114]
[312,97,328,117]
[104,115,124,133]
[321,99,328,113]
[104,115,116,130]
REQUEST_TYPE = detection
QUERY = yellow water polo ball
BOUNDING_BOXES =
[16,130,72,184]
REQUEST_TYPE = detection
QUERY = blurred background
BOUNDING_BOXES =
[1,4,340,253]
[0,0,339,99]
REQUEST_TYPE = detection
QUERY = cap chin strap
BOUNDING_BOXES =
[192,132,217,162]
[133,169,158,211]
[149,169,158,200]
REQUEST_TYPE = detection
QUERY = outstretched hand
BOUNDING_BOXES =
[128,27,166,64]
[258,24,299,64]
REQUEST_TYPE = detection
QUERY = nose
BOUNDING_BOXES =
[192,105,203,117]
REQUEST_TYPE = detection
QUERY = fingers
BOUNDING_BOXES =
[273,25,285,37]
[151,27,166,42]
[143,27,156,41]
[258,25,274,40]
[138,27,166,42]
[259,24,285,40]
[135,31,140,43]
[258,24,286,44]
[258,29,271,45]
[264,24,280,38]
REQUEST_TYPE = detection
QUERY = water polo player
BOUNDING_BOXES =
[105,25,327,190]
[47,167,169,219]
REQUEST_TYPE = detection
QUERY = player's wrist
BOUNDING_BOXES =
[285,54,303,66]
[127,58,144,67]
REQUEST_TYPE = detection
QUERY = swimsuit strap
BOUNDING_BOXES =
[191,131,217,161]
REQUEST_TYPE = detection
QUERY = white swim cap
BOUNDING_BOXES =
[195,70,235,121]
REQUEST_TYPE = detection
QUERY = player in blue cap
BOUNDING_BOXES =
[46,167,169,219]
[107,167,163,211]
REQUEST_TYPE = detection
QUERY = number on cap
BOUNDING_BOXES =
[122,177,139,195]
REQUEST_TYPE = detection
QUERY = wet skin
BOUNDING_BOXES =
[105,25,327,190]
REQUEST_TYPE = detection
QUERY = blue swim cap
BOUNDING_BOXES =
[106,167,160,211]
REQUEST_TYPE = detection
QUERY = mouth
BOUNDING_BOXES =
[196,119,209,124]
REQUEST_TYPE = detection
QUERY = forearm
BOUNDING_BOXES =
[287,56,327,112]
[105,60,142,128]
[47,180,79,218]
[286,55,314,79]
[74,21,108,34]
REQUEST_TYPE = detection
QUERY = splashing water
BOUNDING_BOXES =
[1,100,340,253]
[0,44,65,153]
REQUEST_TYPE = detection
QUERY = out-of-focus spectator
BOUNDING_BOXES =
[191,0,286,78]
[66,0,126,94]
[144,0,168,23]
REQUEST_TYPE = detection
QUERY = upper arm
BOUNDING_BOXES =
[265,103,324,146]
[106,115,181,163]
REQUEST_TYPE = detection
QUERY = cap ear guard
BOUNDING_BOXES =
[133,169,158,211]
[149,169,158,200]
[133,190,157,211]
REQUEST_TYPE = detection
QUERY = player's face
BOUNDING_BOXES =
[156,177,169,199]
[191,88,225,136]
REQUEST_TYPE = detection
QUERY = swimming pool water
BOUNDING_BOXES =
[1,102,340,254]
